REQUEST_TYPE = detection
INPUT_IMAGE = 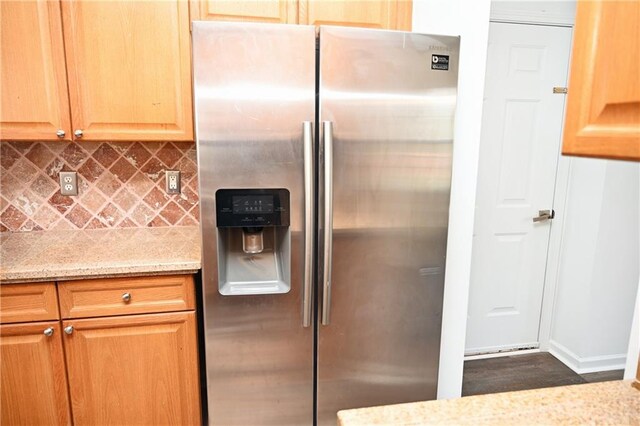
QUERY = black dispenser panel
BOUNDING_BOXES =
[216,189,290,228]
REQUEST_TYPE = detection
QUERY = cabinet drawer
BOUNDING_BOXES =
[58,275,195,319]
[0,283,59,324]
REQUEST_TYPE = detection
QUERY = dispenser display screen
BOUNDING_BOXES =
[232,195,274,214]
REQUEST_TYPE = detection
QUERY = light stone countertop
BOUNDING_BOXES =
[337,380,640,425]
[0,227,201,284]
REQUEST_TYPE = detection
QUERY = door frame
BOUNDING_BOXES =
[465,18,574,357]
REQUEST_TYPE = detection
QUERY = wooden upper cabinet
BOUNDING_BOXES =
[1,322,72,426]
[562,0,640,161]
[299,0,412,30]
[0,0,71,141]
[61,0,193,141]
[191,0,298,23]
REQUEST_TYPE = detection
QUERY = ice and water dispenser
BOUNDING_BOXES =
[215,189,291,295]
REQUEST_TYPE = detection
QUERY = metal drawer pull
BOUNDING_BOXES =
[122,292,132,303]
[43,327,54,337]
[64,326,74,335]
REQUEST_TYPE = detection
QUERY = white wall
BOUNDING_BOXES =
[548,158,640,373]
[412,0,492,399]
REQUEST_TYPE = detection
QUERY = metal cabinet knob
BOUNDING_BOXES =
[74,129,83,138]
[56,129,66,138]
[122,292,131,303]
[64,325,74,335]
[43,327,54,337]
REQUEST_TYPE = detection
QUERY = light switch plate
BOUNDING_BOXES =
[59,171,78,196]
[166,170,181,194]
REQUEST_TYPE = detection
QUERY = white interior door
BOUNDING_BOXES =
[466,22,572,355]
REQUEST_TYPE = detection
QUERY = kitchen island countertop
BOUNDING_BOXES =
[0,227,201,284]
[338,380,639,425]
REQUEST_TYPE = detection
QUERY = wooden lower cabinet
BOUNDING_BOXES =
[63,311,200,426]
[0,321,72,426]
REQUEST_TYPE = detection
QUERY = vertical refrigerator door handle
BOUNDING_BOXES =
[322,121,333,326]
[302,121,314,328]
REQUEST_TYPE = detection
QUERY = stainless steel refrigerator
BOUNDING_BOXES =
[193,22,459,426]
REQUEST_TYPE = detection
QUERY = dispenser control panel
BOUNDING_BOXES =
[216,189,290,227]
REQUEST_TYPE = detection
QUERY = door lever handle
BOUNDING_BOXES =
[533,209,555,223]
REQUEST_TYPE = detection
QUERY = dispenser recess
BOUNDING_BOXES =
[215,189,291,296]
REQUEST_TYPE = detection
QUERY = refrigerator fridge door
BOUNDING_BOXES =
[193,22,316,426]
[317,26,460,425]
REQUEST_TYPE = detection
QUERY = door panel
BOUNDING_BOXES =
[318,27,459,425]
[192,22,316,426]
[192,0,298,24]
[61,0,193,141]
[0,0,71,140]
[299,0,412,30]
[0,322,71,426]
[466,23,572,354]
[62,312,200,426]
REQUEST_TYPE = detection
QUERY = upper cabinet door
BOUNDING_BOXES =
[299,0,412,30]
[191,0,298,23]
[61,0,193,141]
[562,0,640,161]
[0,0,71,141]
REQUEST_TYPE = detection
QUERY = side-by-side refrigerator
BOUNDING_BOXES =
[193,22,459,426]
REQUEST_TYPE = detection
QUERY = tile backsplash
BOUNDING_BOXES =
[0,141,199,233]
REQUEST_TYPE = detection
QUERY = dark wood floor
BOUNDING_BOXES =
[462,352,624,397]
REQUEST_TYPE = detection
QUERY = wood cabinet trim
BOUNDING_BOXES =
[0,282,60,324]
[0,321,72,425]
[58,275,195,319]
[562,0,640,161]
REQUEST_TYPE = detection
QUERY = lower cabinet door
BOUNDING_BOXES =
[62,311,201,426]
[0,321,72,426]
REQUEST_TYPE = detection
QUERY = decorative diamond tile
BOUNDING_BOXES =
[123,143,152,168]
[155,143,183,168]
[1,144,20,170]
[92,144,120,168]
[65,205,92,229]
[11,158,39,182]
[60,143,88,168]
[30,174,58,199]
[0,141,199,233]
[110,158,137,183]
[77,158,104,183]
[1,205,28,231]
[25,143,53,168]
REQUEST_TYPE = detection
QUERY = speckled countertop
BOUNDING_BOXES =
[338,380,640,425]
[0,227,201,284]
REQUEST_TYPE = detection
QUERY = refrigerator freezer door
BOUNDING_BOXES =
[317,26,460,425]
[193,22,316,426]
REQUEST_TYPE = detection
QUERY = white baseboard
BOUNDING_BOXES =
[548,340,627,374]
[465,348,540,361]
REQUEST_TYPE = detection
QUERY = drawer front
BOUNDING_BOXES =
[58,275,195,319]
[0,283,59,324]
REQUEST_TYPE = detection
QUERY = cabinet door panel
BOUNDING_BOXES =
[0,282,59,324]
[63,312,200,426]
[0,0,71,141]
[562,0,640,161]
[0,322,72,426]
[192,0,298,23]
[61,0,193,141]
[299,0,412,30]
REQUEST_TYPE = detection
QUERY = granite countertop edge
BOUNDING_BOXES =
[0,227,202,284]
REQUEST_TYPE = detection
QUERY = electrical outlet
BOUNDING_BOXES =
[166,170,181,194]
[59,171,78,196]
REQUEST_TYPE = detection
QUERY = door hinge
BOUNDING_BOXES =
[553,87,567,94]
